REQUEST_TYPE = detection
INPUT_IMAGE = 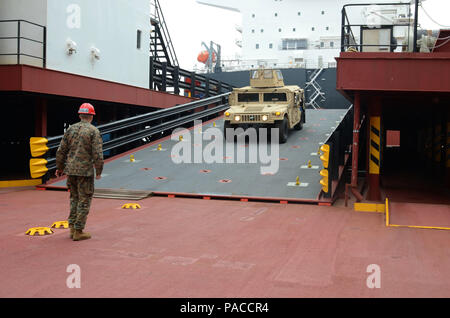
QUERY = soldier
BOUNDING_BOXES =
[55,103,104,241]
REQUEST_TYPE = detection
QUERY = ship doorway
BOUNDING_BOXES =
[380,98,450,205]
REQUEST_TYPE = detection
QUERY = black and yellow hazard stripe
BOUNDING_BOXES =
[369,116,381,174]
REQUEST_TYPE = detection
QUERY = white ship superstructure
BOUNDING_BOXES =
[197,0,412,70]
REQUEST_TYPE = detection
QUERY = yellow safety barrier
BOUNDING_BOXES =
[354,202,385,213]
[0,179,42,188]
[25,227,53,236]
[51,221,69,229]
[122,203,141,209]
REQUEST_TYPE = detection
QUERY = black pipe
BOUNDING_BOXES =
[413,0,419,52]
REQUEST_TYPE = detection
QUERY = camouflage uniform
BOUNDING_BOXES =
[56,121,104,230]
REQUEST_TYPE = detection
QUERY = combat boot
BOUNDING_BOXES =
[69,224,75,239]
[73,230,91,241]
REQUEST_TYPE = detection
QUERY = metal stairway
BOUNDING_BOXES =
[305,68,326,109]
[150,0,179,92]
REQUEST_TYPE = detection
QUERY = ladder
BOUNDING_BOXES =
[305,68,326,109]
[150,0,180,93]
[150,0,179,67]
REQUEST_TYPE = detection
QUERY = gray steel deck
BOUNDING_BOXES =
[51,109,347,201]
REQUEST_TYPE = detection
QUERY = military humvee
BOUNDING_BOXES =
[223,69,306,143]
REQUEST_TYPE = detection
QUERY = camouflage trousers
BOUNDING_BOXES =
[67,175,94,230]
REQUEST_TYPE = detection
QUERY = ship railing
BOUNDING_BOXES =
[0,19,46,67]
[341,2,415,53]
[150,58,234,98]
[320,105,354,199]
[37,92,231,177]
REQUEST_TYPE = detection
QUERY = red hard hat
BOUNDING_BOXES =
[78,103,96,115]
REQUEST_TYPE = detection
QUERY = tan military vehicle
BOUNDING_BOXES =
[223,69,305,143]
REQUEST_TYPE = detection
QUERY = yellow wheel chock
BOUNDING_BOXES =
[122,203,141,209]
[25,227,54,236]
[51,221,69,229]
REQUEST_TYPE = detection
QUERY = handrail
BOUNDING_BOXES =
[150,59,234,97]
[340,2,414,53]
[42,92,231,170]
[0,19,46,66]
[321,105,354,198]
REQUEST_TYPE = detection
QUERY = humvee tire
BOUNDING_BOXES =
[274,116,288,144]
[224,121,233,141]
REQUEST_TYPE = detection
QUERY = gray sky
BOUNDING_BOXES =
[158,0,450,70]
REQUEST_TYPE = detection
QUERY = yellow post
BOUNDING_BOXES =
[295,176,300,186]
[385,197,389,227]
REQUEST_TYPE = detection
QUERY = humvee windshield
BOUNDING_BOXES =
[263,93,287,102]
[238,93,259,103]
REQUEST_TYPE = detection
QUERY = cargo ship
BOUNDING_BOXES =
[0,0,449,301]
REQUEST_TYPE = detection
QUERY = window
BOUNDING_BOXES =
[281,39,308,50]
[297,12,301,16]
[269,43,273,49]
[312,27,315,31]
[278,28,282,32]
[326,26,329,31]
[293,28,296,32]
[256,43,259,49]
[264,93,287,102]
[321,11,325,15]
[251,71,259,79]
[238,93,259,103]
[276,70,283,80]
[261,29,264,33]
[252,29,255,33]
[252,14,255,18]
[330,41,334,48]
[320,42,324,48]
[136,30,142,49]
[263,70,273,78]
[275,13,278,17]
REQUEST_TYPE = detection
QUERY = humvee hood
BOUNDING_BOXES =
[232,104,288,113]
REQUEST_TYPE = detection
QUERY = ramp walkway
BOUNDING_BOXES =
[48,109,347,203]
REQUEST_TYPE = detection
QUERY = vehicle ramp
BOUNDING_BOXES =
[47,109,350,203]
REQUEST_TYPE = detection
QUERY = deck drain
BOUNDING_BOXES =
[154,176,167,180]
[200,169,211,173]
[141,168,152,171]
[219,179,232,183]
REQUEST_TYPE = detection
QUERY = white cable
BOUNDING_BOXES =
[419,4,450,28]
[433,38,450,49]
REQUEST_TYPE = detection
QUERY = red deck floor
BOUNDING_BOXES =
[1,187,450,298]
